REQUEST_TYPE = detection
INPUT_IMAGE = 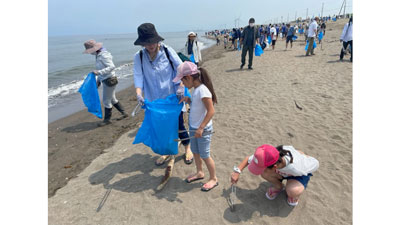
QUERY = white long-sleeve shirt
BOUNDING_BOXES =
[340,22,353,42]
[95,50,116,81]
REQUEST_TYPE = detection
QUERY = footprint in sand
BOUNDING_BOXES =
[331,135,342,141]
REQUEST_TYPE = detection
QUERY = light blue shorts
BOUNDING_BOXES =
[189,125,213,159]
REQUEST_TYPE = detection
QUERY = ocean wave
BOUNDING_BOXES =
[48,63,133,107]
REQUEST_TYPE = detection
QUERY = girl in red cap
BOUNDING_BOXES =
[173,61,218,191]
[231,144,319,206]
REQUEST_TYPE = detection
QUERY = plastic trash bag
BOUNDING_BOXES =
[255,44,264,56]
[268,36,272,44]
[190,54,196,63]
[133,94,183,155]
[305,40,317,51]
[293,35,298,41]
[78,72,102,119]
[318,31,324,41]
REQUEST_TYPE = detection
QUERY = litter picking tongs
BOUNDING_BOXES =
[131,103,143,118]
[174,131,215,142]
[227,184,237,212]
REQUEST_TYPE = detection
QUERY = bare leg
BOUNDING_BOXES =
[185,153,205,182]
[260,168,284,190]
[285,179,304,199]
[184,144,193,161]
[202,157,218,188]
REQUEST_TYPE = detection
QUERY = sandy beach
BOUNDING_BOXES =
[49,18,352,225]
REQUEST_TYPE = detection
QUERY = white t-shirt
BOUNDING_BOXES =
[270,27,277,40]
[189,84,213,129]
[276,146,319,177]
[340,23,353,42]
[248,145,319,177]
[307,21,318,38]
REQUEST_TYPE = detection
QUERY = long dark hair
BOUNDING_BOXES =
[267,145,293,168]
[191,67,218,104]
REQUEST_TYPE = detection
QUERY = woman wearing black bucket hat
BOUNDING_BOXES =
[133,23,194,170]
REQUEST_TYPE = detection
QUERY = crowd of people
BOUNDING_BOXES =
[207,14,353,69]
[78,15,353,207]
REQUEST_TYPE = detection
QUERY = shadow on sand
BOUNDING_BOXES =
[221,183,294,223]
[89,153,201,208]
[225,68,244,73]
[61,121,100,133]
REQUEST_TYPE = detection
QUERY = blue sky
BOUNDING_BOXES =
[49,0,352,36]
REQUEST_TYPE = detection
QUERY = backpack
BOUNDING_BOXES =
[139,45,175,73]
[177,52,191,62]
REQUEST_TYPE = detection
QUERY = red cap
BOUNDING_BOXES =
[248,145,279,175]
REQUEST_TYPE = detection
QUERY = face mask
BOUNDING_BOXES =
[249,23,255,27]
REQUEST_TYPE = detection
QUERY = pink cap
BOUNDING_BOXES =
[172,61,199,82]
[248,145,280,175]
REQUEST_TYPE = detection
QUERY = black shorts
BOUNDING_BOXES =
[286,35,293,43]
[272,40,276,46]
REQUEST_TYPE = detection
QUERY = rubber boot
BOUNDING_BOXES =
[98,107,112,127]
[113,101,128,119]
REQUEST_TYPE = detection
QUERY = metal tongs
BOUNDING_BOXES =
[174,130,215,142]
[227,184,237,212]
[131,103,143,118]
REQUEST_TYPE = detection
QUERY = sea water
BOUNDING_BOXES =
[48,32,214,123]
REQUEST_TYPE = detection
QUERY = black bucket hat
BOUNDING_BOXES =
[134,23,164,46]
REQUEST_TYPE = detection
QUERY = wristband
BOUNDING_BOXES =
[233,166,241,174]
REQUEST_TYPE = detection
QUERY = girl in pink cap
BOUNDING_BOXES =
[230,144,319,206]
[173,61,218,191]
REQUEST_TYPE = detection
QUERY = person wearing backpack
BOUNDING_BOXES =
[184,32,202,65]
[133,23,194,168]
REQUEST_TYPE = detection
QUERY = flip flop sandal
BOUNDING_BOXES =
[287,196,299,206]
[155,155,171,166]
[183,154,194,165]
[185,175,204,183]
[201,182,219,192]
[265,187,284,200]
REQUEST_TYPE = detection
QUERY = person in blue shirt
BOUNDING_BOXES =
[285,24,295,50]
[133,23,194,167]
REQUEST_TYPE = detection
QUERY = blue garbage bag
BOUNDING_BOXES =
[318,31,324,41]
[78,72,102,119]
[305,40,317,51]
[237,40,241,51]
[299,29,304,34]
[293,35,298,41]
[333,17,337,21]
[255,44,263,56]
[190,54,196,63]
[133,94,183,155]
[267,36,272,44]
